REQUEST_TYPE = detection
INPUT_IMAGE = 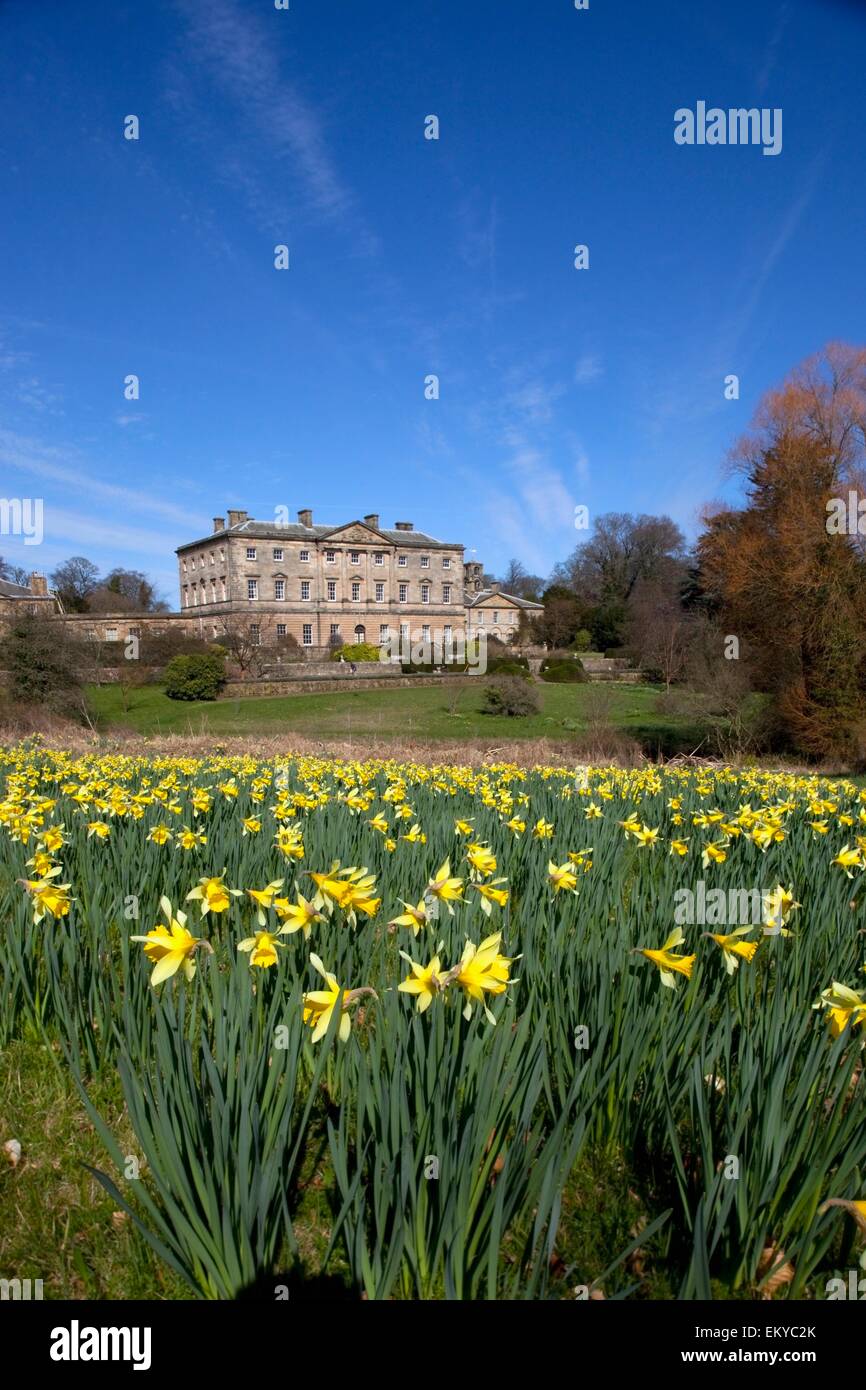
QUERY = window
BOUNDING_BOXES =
[220,579,226,601]
[326,550,336,563]
[478,612,484,625]
[247,579,258,600]
[374,552,384,566]
[276,623,286,637]
[443,584,451,603]
[420,556,430,569]
[444,624,452,642]
[327,580,336,601]
[210,552,215,565]
[493,611,499,623]
[422,624,431,642]
[300,549,310,562]
[330,623,340,637]
[105,627,118,642]
[128,626,141,638]
[375,582,384,602]
[220,548,225,562]
[182,560,187,573]
[302,624,313,646]
[351,582,361,601]
[250,624,261,645]
[182,586,188,606]
[421,584,430,604]
[379,624,389,643]
[398,554,407,567]
[400,622,410,643]
[275,578,285,600]
[301,581,311,601]
[246,547,257,560]
[442,557,451,569]
[350,551,360,564]
[273,547,283,561]
[399,583,408,603]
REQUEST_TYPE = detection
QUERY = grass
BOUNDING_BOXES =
[86,681,706,756]
[0,1039,188,1299]
[0,1038,696,1301]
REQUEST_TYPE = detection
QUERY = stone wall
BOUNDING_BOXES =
[221,673,476,699]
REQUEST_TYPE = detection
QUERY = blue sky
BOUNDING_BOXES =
[1,0,865,603]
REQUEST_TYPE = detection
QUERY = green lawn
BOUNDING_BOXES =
[86,680,706,755]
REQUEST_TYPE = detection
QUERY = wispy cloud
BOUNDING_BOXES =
[756,2,791,96]
[168,0,363,236]
[0,428,203,531]
[574,353,603,386]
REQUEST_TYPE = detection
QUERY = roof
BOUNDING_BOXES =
[0,577,36,598]
[466,588,544,611]
[176,518,463,554]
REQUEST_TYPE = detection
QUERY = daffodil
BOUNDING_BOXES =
[131,897,210,986]
[471,879,510,915]
[18,865,73,923]
[548,860,579,894]
[185,871,241,916]
[237,929,284,969]
[274,891,324,938]
[176,825,207,851]
[397,952,443,1013]
[389,897,431,936]
[632,824,660,849]
[635,927,696,989]
[466,842,497,877]
[815,981,866,1036]
[426,858,464,914]
[147,824,172,845]
[302,954,376,1043]
[704,927,760,974]
[702,839,728,868]
[447,932,516,1023]
[247,878,285,925]
[831,844,864,877]
[761,885,799,934]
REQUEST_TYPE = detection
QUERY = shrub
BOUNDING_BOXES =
[0,614,82,716]
[482,675,541,717]
[573,629,592,652]
[164,652,226,701]
[486,657,531,678]
[540,658,587,684]
[330,642,381,663]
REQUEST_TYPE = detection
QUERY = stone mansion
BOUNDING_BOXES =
[2,507,542,653]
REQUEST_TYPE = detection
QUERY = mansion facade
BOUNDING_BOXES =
[2,507,542,653]
[175,508,542,650]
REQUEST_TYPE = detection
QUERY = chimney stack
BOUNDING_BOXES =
[363,513,380,529]
[213,516,225,534]
[227,509,248,527]
[298,508,313,527]
[29,572,47,596]
[394,520,414,531]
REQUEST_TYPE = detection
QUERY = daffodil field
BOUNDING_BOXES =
[1,743,865,1300]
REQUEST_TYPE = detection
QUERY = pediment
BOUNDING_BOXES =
[475,593,518,609]
[321,522,385,545]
